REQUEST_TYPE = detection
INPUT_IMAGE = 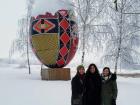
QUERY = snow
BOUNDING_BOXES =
[32,0,74,16]
[0,64,71,105]
[0,64,140,105]
[117,77,140,105]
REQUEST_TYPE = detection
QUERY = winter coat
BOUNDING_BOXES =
[71,74,85,105]
[101,74,118,105]
[83,73,102,105]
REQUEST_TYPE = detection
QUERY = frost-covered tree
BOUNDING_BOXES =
[74,0,107,64]
[9,0,34,73]
[9,18,28,65]
[102,0,140,72]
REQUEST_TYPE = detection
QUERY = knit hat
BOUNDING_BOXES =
[77,65,85,72]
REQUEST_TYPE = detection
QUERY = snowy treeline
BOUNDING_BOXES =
[9,0,140,71]
[74,0,140,71]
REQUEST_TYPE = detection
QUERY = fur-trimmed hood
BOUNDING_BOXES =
[101,73,117,83]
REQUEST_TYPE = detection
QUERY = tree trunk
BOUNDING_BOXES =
[81,24,86,64]
[114,0,124,73]
[27,37,31,74]
[26,0,34,74]
[114,0,118,11]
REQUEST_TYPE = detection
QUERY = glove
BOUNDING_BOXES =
[112,99,116,105]
[111,73,117,80]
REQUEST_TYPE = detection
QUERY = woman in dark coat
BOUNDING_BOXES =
[83,63,102,105]
[71,65,85,105]
[101,67,118,105]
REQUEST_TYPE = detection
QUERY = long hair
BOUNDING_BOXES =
[86,63,100,76]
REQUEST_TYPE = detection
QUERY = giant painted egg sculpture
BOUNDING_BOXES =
[30,0,79,68]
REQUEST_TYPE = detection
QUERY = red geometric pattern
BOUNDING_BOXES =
[57,58,65,65]
[33,19,55,33]
[59,19,69,30]
[60,32,70,44]
[36,12,58,19]
[59,46,68,57]
[56,10,71,67]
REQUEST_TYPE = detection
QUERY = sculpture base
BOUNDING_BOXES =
[41,68,71,80]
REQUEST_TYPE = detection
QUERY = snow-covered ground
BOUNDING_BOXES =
[0,64,140,105]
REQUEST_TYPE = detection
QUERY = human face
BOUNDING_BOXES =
[78,68,85,75]
[103,69,110,77]
[89,65,96,74]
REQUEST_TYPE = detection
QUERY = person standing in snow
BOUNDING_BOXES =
[71,65,85,105]
[101,67,118,105]
[83,63,102,105]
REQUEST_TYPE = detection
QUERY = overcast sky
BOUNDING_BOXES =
[0,0,26,58]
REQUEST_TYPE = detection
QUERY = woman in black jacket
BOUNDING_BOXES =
[83,63,102,105]
[71,65,85,105]
[101,67,118,105]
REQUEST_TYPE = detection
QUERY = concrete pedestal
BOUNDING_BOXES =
[41,68,71,80]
